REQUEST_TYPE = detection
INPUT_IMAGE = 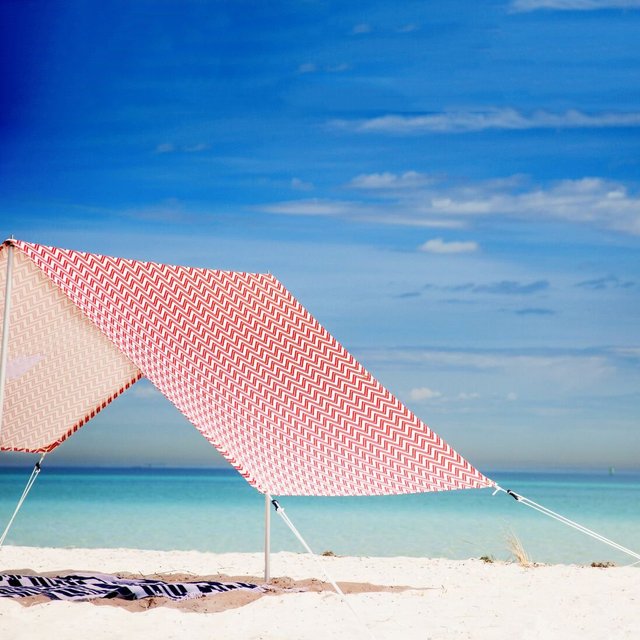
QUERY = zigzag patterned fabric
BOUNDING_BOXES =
[0,574,261,601]
[1,240,493,496]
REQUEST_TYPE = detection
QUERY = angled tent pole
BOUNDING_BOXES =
[271,499,376,640]
[0,241,15,443]
[494,485,640,563]
[0,453,46,548]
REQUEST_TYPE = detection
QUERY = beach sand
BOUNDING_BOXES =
[0,545,638,639]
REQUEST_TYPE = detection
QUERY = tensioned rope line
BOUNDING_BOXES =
[271,500,377,640]
[493,485,640,563]
[0,453,46,548]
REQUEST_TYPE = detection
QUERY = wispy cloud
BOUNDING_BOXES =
[408,387,482,404]
[427,280,549,295]
[259,197,462,228]
[513,307,556,315]
[260,199,358,217]
[291,177,314,191]
[155,142,209,154]
[122,198,191,223]
[349,171,433,189]
[298,62,350,74]
[260,173,640,235]
[397,23,419,33]
[183,143,209,153]
[298,62,317,74]
[510,0,640,12]
[352,23,372,34]
[610,347,640,360]
[326,63,350,73]
[333,108,640,134]
[394,279,550,300]
[474,280,549,294]
[418,238,479,254]
[409,387,442,401]
[364,347,614,382]
[575,275,636,290]
[131,381,161,399]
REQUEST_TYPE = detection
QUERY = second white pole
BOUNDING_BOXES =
[264,492,271,582]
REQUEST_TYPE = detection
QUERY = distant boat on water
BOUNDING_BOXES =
[609,466,616,476]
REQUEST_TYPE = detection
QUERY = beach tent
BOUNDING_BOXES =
[0,238,490,493]
[0,239,492,569]
[0,239,637,592]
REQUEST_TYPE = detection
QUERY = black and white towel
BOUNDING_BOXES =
[0,573,262,601]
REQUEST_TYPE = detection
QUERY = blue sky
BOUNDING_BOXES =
[1,0,639,471]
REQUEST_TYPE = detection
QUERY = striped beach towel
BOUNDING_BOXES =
[0,573,261,601]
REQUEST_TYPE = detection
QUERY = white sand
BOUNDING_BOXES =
[0,545,638,639]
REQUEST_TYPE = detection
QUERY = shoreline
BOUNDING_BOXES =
[1,545,638,639]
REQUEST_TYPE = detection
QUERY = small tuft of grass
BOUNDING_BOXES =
[321,550,337,557]
[506,531,532,567]
[480,555,495,564]
[591,561,616,568]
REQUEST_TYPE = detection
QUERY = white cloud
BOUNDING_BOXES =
[419,238,479,254]
[409,388,482,403]
[298,62,317,74]
[132,382,161,399]
[409,387,442,401]
[155,142,208,154]
[457,392,481,401]
[366,348,616,396]
[336,108,640,134]
[259,197,464,228]
[291,177,314,191]
[511,0,640,11]
[610,347,640,359]
[260,174,640,235]
[123,198,189,223]
[298,62,350,74]
[326,63,350,73]
[366,348,613,380]
[352,23,372,34]
[183,143,209,153]
[397,24,419,33]
[357,174,640,235]
[349,171,432,190]
[155,143,175,154]
[261,199,357,216]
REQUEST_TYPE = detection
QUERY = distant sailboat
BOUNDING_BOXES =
[608,466,616,476]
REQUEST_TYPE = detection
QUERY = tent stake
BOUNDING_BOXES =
[264,492,271,582]
[0,453,46,548]
[0,242,15,442]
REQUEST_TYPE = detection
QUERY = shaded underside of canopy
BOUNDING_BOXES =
[0,239,493,496]
[0,248,141,452]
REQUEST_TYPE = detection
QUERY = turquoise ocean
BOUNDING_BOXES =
[0,468,638,566]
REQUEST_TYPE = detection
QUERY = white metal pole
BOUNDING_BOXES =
[0,243,15,443]
[264,492,271,582]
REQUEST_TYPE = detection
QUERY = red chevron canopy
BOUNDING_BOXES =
[0,239,492,496]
